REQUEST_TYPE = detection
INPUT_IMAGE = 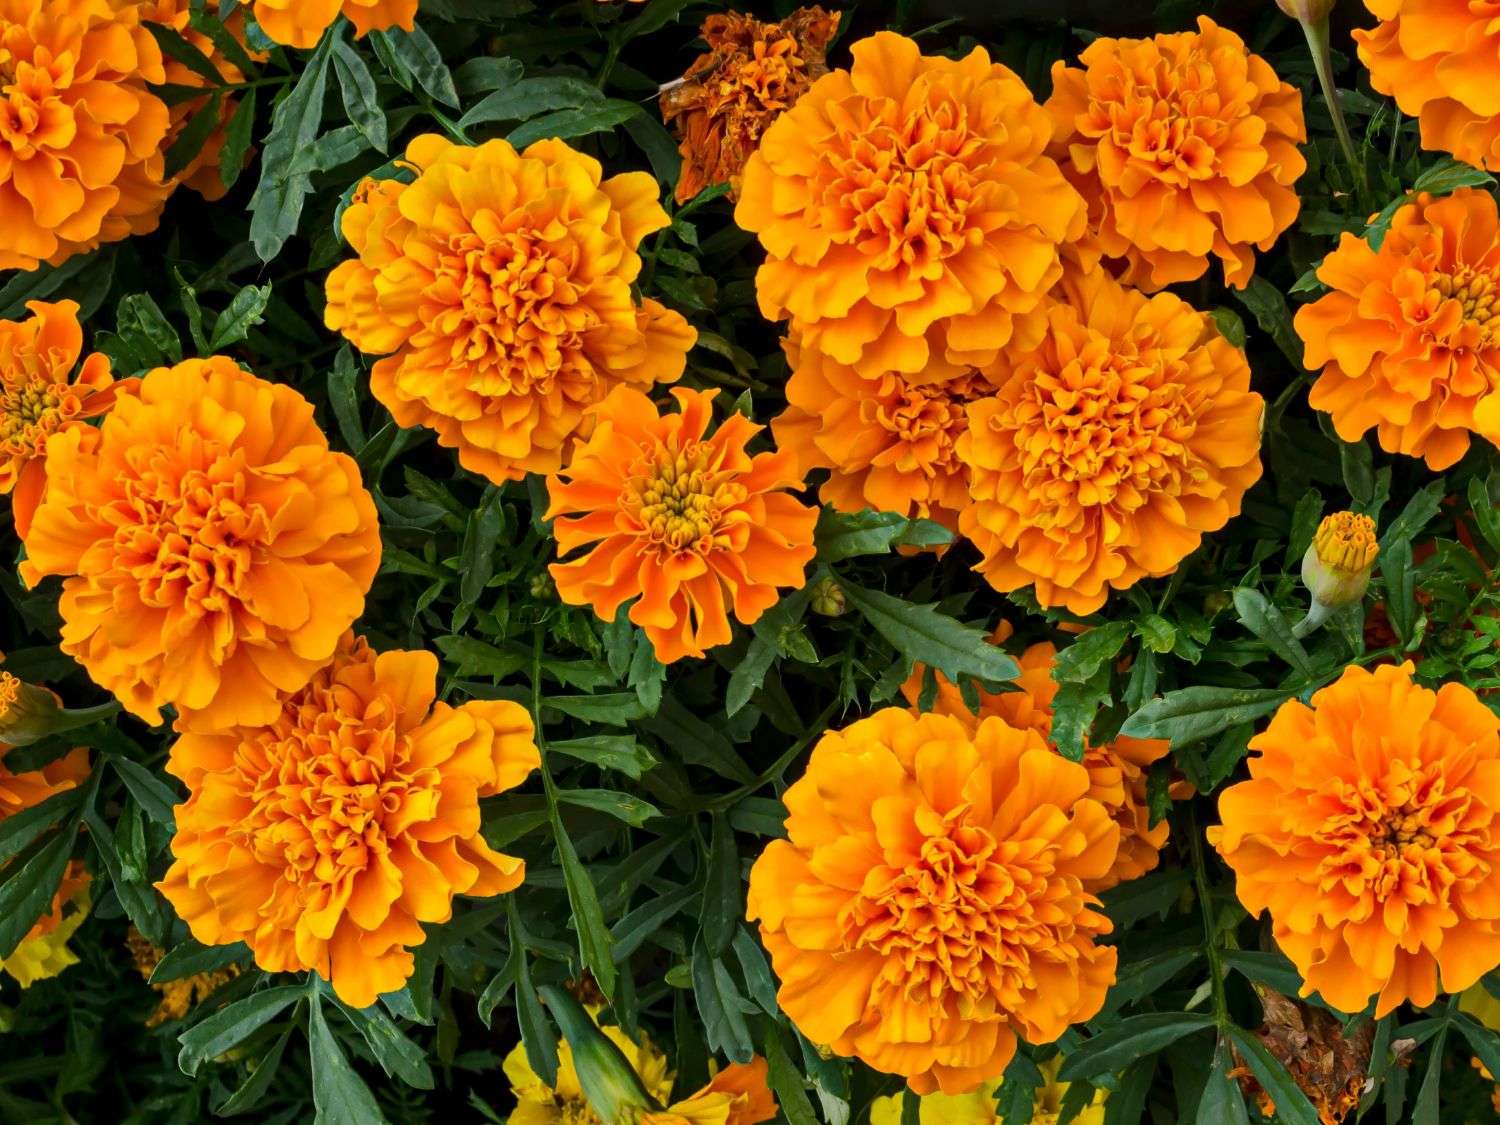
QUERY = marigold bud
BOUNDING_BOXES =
[1302,511,1379,610]
[0,673,63,748]
[1275,0,1337,22]
[540,985,662,1120]
[529,572,556,600]
[809,577,846,617]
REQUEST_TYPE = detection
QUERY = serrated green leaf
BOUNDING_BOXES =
[1058,1013,1215,1082]
[841,582,1018,686]
[309,994,388,1125]
[177,986,301,1077]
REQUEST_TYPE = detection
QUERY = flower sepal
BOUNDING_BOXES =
[538,985,665,1122]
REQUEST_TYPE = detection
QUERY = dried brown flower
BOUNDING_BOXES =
[1231,985,1375,1125]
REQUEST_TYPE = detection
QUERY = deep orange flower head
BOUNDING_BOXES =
[1299,188,1500,470]
[0,300,121,539]
[660,7,840,204]
[958,268,1264,615]
[1356,1,1500,170]
[735,32,1086,383]
[548,386,817,664]
[1046,16,1307,291]
[20,357,381,733]
[1211,662,1500,1017]
[903,637,1173,892]
[252,0,416,49]
[746,708,1119,1095]
[326,133,696,484]
[158,634,539,1008]
[773,329,998,529]
[0,0,172,270]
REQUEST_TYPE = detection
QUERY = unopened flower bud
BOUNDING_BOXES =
[539,985,662,1121]
[810,577,846,617]
[529,572,555,599]
[1275,0,1336,22]
[0,672,63,747]
[1303,512,1379,609]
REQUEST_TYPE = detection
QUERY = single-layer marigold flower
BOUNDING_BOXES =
[1046,16,1307,291]
[1211,662,1500,1017]
[158,634,539,1008]
[126,928,242,1026]
[0,300,122,538]
[869,1057,1107,1125]
[958,268,1264,615]
[252,0,416,49]
[547,386,817,664]
[660,7,840,204]
[747,708,1119,1095]
[1356,1,1500,170]
[326,133,696,484]
[20,357,381,733]
[904,637,1172,892]
[0,0,173,270]
[773,329,997,529]
[735,31,1085,383]
[504,1007,676,1125]
[1298,188,1500,470]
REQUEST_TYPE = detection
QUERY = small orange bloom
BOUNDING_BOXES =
[20,357,381,733]
[0,0,173,270]
[0,300,121,538]
[1046,16,1306,291]
[735,32,1085,382]
[958,268,1264,615]
[1356,1,1500,171]
[660,8,840,204]
[1211,662,1500,1017]
[548,386,817,664]
[642,1059,779,1125]
[747,708,1118,1095]
[1298,188,1500,470]
[326,133,696,484]
[773,329,996,529]
[903,637,1172,892]
[158,634,539,1009]
[252,0,416,49]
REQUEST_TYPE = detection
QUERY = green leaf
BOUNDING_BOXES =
[997,1052,1043,1124]
[334,998,435,1090]
[459,487,504,608]
[730,927,777,1016]
[209,284,272,349]
[1210,307,1247,348]
[218,86,256,192]
[610,884,697,963]
[547,736,655,780]
[1454,1012,1500,1087]
[327,345,367,450]
[452,56,525,96]
[1058,1013,1216,1082]
[118,292,183,365]
[765,1024,818,1125]
[1233,275,1302,368]
[691,934,754,1063]
[1054,622,1132,683]
[1413,155,1496,196]
[641,697,755,783]
[0,785,84,866]
[507,101,644,149]
[628,636,665,715]
[332,37,388,152]
[546,692,647,726]
[1105,1056,1157,1125]
[557,788,661,827]
[1119,686,1298,746]
[1467,477,1500,555]
[1412,1020,1445,1125]
[86,805,169,945]
[815,509,913,562]
[177,986,302,1077]
[1198,1039,1251,1125]
[1379,479,1446,554]
[458,75,604,129]
[840,582,1018,686]
[435,635,529,680]
[699,813,740,957]
[249,36,334,260]
[370,24,458,107]
[146,21,226,86]
[216,1024,293,1116]
[549,801,617,999]
[1381,538,1415,644]
[308,995,388,1125]
[726,636,777,718]
[1102,948,1201,1015]
[164,91,224,179]
[508,899,559,1087]
[1050,664,1113,762]
[150,939,251,985]
[1224,1025,1321,1125]
[1233,588,1314,676]
[0,824,78,957]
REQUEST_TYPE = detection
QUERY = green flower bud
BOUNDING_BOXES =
[1275,0,1337,22]
[809,577,846,617]
[0,673,63,747]
[1302,511,1379,610]
[539,985,662,1121]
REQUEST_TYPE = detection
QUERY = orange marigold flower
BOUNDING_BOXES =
[252,0,416,49]
[1356,1,1500,171]
[957,268,1264,615]
[660,7,840,204]
[20,357,381,733]
[903,638,1172,892]
[772,329,996,529]
[746,708,1119,1095]
[642,1059,779,1125]
[0,0,172,271]
[548,386,817,664]
[1046,16,1307,291]
[734,32,1086,383]
[326,133,696,484]
[1211,662,1500,1017]
[0,300,122,539]
[157,634,540,1009]
[1298,187,1500,470]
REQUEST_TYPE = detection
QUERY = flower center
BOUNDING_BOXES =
[623,442,746,554]
[0,378,64,454]
[0,672,17,722]
[867,371,988,472]
[1430,265,1500,345]
[1313,511,1377,575]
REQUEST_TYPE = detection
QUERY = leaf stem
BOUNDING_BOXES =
[1188,804,1231,1029]
[1299,17,1367,201]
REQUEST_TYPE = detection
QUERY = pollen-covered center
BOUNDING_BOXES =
[623,441,747,554]
[0,671,17,720]
[0,376,64,453]
[1429,265,1500,348]
[1313,511,1378,574]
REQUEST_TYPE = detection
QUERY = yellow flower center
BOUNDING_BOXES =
[0,377,64,453]
[624,442,746,555]
[1430,265,1500,347]
[0,672,17,720]
[1312,511,1377,575]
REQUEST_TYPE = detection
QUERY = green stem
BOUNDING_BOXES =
[50,701,123,736]
[1188,804,1231,1028]
[1300,18,1366,200]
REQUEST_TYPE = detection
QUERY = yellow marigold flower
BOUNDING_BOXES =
[158,634,540,1009]
[0,300,123,539]
[735,31,1086,383]
[772,329,997,530]
[252,0,416,49]
[0,0,173,270]
[547,386,817,664]
[1046,16,1307,291]
[1303,512,1379,611]
[1356,1,1500,171]
[903,637,1173,892]
[19,357,381,733]
[126,928,242,1026]
[957,268,1264,616]
[660,7,840,204]
[504,1010,676,1125]
[1211,662,1500,1017]
[326,133,696,484]
[746,708,1119,1095]
[1,882,87,987]
[869,1058,1107,1125]
[640,1059,778,1125]
[1298,188,1500,470]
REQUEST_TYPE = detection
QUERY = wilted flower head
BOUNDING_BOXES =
[126,928,242,1026]
[1212,662,1500,1017]
[747,708,1119,1095]
[1298,188,1500,470]
[1302,512,1378,610]
[660,7,840,203]
[1046,16,1306,291]
[252,0,416,49]
[326,133,696,484]
[735,31,1086,382]
[159,635,540,1008]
